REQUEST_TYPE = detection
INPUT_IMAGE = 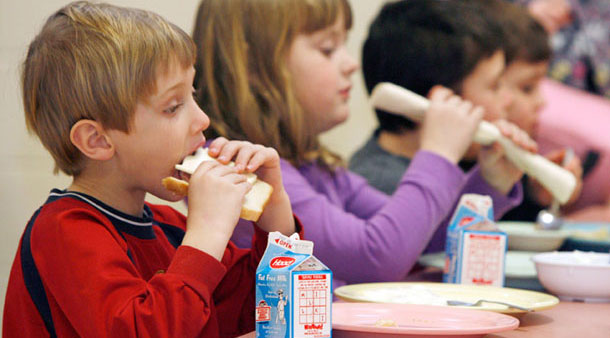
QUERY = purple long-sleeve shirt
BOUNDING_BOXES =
[232,150,521,288]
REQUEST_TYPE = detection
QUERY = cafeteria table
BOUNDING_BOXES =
[239,300,609,337]
[405,266,610,337]
[488,301,610,337]
[239,301,609,337]
[240,264,609,338]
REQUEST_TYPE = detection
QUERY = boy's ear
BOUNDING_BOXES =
[70,120,114,161]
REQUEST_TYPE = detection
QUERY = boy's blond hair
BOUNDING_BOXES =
[193,0,352,170]
[23,1,196,176]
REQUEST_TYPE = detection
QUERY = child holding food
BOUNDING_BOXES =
[192,0,534,288]
[481,0,584,221]
[350,0,535,194]
[3,2,299,337]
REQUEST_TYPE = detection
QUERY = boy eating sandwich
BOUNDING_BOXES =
[3,2,299,337]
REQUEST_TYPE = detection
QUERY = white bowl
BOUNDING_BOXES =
[531,251,610,302]
[498,221,572,251]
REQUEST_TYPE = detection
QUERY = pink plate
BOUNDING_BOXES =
[332,302,519,338]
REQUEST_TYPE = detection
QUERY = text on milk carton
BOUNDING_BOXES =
[256,232,332,338]
[443,194,507,287]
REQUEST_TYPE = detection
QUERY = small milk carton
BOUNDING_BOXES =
[443,194,507,287]
[256,232,332,338]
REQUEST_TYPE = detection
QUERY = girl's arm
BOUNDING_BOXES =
[282,150,466,284]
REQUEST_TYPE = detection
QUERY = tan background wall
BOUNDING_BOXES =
[0,0,387,323]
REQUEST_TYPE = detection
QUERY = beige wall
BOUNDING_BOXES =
[0,0,386,321]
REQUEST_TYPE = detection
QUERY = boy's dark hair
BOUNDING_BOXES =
[475,0,551,65]
[362,0,504,133]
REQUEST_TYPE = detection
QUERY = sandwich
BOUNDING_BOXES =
[162,148,273,221]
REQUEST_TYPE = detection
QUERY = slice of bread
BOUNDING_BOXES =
[162,148,273,222]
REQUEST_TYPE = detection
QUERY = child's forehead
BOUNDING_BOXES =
[302,16,348,43]
[506,60,549,82]
[145,62,195,102]
[461,50,506,93]
[477,51,506,80]
[297,2,351,36]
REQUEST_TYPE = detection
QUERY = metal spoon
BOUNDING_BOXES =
[446,299,533,312]
[536,200,563,230]
[535,148,574,230]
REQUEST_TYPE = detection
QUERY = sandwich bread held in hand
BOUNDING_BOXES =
[162,148,273,221]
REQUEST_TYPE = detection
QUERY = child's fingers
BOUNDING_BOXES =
[566,156,583,177]
[215,140,247,164]
[546,149,581,177]
[194,160,236,177]
[235,180,253,196]
[428,85,453,101]
[224,172,251,187]
[207,137,229,156]
[445,95,462,107]
[234,143,265,171]
[495,120,538,153]
[471,105,485,120]
[245,147,279,172]
[545,149,566,163]
[457,100,473,114]
[192,161,252,193]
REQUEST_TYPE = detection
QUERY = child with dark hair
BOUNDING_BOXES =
[350,0,531,196]
[481,0,583,221]
[349,0,582,223]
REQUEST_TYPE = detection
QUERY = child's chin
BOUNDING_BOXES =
[152,190,184,203]
[164,192,185,202]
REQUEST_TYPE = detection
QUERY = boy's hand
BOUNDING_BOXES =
[420,86,484,164]
[182,160,251,260]
[208,138,296,236]
[528,149,583,206]
[478,119,538,194]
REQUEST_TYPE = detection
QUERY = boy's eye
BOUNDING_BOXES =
[164,103,183,114]
[521,84,535,94]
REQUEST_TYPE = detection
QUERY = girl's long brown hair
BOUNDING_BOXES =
[193,0,352,170]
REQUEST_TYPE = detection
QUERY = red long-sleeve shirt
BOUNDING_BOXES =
[4,189,300,337]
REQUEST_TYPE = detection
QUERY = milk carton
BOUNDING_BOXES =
[256,232,332,338]
[443,194,507,287]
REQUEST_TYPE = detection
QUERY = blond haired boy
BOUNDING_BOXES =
[3,2,298,337]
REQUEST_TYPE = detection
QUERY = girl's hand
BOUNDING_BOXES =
[420,86,484,164]
[208,138,296,235]
[478,119,537,194]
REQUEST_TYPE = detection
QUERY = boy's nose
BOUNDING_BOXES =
[192,104,210,133]
[534,91,546,112]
